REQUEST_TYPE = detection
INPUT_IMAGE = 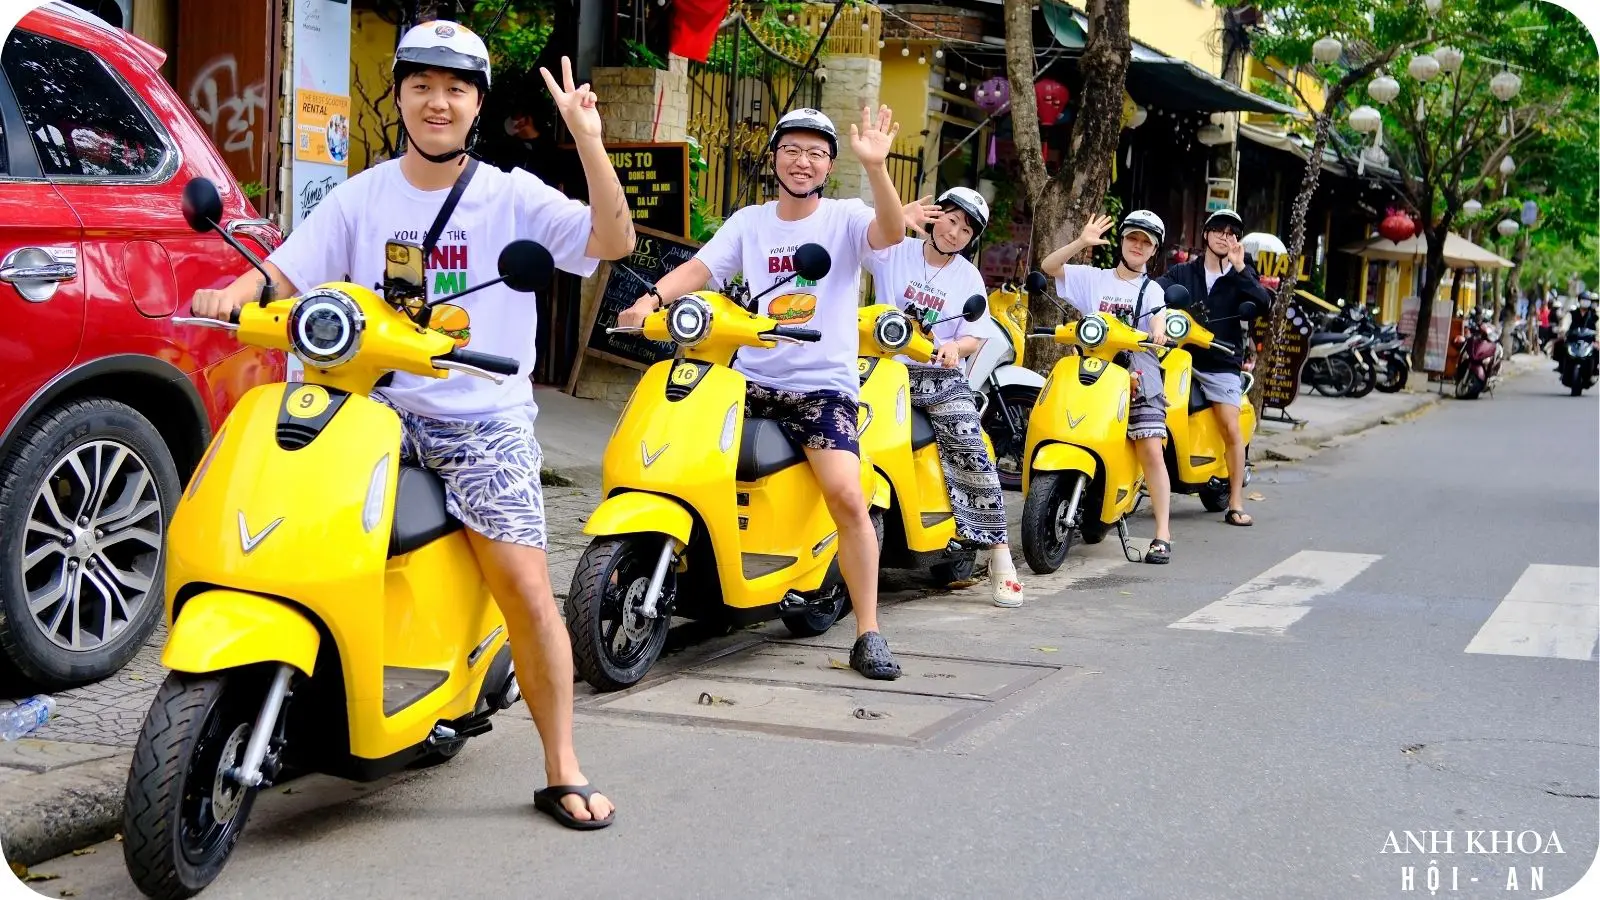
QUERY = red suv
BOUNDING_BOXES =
[0,3,284,689]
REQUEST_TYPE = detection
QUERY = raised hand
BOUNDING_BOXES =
[850,104,899,168]
[1078,214,1116,247]
[1227,235,1247,272]
[902,195,941,230]
[541,56,602,142]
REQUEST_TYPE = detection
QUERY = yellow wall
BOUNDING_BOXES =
[1128,0,1225,74]
[349,9,398,175]
[879,48,932,149]
[1243,56,1326,124]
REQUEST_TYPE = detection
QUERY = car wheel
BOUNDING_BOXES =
[0,399,180,690]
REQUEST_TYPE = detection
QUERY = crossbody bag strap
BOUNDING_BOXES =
[423,157,480,260]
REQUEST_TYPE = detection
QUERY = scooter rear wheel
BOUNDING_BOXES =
[123,670,263,900]
[568,536,675,692]
[1021,472,1078,575]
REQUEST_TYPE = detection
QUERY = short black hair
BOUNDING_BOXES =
[393,62,488,99]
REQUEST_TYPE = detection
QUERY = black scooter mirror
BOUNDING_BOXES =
[1024,270,1049,294]
[1164,283,1193,311]
[1238,300,1259,319]
[962,294,986,322]
[793,243,832,282]
[181,178,224,234]
[499,240,554,294]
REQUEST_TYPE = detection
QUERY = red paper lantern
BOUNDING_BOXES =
[1035,78,1069,125]
[1378,208,1416,243]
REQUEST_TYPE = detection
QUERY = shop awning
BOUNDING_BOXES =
[1239,122,1401,180]
[1338,233,1516,270]
[1042,1,1305,117]
[1295,288,1342,314]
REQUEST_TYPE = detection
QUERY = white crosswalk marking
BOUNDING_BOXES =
[1169,550,1383,636]
[1464,565,1599,661]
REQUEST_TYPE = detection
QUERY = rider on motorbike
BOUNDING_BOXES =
[617,106,911,680]
[1554,291,1600,367]
[189,21,633,829]
[868,187,1025,608]
[1041,209,1175,564]
[1156,208,1271,527]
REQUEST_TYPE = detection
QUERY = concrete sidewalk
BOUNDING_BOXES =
[0,353,1548,868]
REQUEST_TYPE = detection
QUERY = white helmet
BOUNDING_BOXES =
[767,108,838,158]
[1204,208,1244,233]
[1120,209,1166,246]
[934,187,989,254]
[395,20,492,90]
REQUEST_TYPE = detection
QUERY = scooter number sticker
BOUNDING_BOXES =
[286,385,331,419]
[671,363,701,386]
[1084,357,1105,372]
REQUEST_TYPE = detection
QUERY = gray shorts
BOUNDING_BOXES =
[1127,351,1168,441]
[1192,369,1243,407]
[374,394,548,549]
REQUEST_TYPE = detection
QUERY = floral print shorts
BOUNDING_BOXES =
[744,382,860,456]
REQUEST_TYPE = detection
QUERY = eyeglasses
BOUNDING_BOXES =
[777,145,832,164]
[1209,227,1244,239]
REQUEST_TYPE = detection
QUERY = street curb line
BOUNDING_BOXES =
[0,752,130,868]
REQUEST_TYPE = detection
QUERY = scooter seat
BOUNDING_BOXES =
[389,466,463,557]
[910,409,937,451]
[1310,332,1351,346]
[1188,387,1212,415]
[737,417,806,481]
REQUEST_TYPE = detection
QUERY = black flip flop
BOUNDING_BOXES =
[1143,539,1171,565]
[534,784,615,830]
[1224,509,1254,527]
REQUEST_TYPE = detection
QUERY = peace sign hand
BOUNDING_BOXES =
[1227,235,1247,272]
[541,56,602,142]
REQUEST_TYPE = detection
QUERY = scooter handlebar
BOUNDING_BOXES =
[434,348,521,376]
[763,325,822,343]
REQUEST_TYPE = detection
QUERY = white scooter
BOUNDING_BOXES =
[964,273,1048,491]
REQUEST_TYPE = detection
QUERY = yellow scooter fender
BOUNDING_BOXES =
[162,589,320,676]
[584,492,694,546]
[1032,443,1099,477]
[870,471,892,509]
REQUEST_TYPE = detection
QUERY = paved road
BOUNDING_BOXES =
[23,374,1598,899]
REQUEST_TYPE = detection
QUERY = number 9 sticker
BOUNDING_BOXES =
[286,384,330,419]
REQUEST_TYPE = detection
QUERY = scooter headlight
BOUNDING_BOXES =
[288,289,364,369]
[1078,316,1108,348]
[1165,314,1190,342]
[667,296,712,347]
[874,310,913,352]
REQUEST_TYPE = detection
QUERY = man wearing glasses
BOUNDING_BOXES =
[1157,208,1273,527]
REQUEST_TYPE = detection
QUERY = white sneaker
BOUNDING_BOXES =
[992,573,1024,607]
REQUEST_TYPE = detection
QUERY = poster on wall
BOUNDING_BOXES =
[289,0,352,231]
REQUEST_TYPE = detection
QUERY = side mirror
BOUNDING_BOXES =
[793,243,832,282]
[181,178,224,234]
[499,240,554,293]
[962,294,986,322]
[1163,283,1192,310]
[1024,271,1049,294]
[1238,300,1259,320]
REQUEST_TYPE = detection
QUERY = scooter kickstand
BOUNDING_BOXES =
[1116,519,1143,563]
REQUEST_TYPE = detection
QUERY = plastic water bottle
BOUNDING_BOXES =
[0,695,56,741]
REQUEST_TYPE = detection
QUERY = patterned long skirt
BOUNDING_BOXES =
[907,365,1009,547]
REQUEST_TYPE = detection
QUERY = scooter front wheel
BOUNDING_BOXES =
[568,535,675,692]
[1021,472,1080,575]
[123,671,264,900]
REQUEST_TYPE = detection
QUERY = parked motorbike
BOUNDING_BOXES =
[857,294,991,585]
[1454,308,1505,400]
[124,179,537,897]
[1558,327,1598,396]
[965,276,1046,490]
[1301,330,1363,397]
[1156,287,1258,512]
[567,244,889,691]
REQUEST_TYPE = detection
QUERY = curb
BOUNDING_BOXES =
[0,751,130,868]
[1254,391,1442,462]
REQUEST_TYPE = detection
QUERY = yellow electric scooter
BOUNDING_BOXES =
[1156,286,1259,511]
[856,294,991,585]
[1019,295,1162,574]
[122,179,541,898]
[566,245,890,692]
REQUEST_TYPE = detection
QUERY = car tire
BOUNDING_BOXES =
[0,399,180,690]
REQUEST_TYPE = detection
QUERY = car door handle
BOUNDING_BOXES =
[1,247,78,302]
[0,261,76,282]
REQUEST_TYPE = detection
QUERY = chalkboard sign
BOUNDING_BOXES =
[566,225,704,389]
[556,142,691,238]
[1250,300,1313,410]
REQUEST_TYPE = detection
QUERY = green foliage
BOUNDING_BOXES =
[463,0,555,81]
[238,181,265,200]
[687,137,723,242]
[703,6,818,76]
[623,38,668,70]
[1092,193,1125,270]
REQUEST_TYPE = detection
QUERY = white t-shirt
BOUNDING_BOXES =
[1205,266,1223,293]
[864,237,983,367]
[694,198,876,396]
[268,159,599,420]
[1055,264,1164,333]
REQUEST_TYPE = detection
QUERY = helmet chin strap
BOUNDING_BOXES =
[401,115,481,164]
[773,158,827,199]
[926,228,960,257]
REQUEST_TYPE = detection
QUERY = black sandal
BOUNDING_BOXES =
[850,631,902,680]
[1143,539,1171,565]
[534,784,615,830]
[1224,509,1254,527]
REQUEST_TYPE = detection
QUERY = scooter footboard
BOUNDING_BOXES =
[163,589,320,676]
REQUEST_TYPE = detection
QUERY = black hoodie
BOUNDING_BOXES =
[1157,258,1273,374]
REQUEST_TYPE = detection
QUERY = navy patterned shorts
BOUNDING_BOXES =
[373,394,548,549]
[744,382,860,456]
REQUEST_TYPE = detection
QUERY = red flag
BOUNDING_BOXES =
[670,0,730,62]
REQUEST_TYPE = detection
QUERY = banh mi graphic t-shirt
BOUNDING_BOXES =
[1055,264,1167,403]
[268,158,598,421]
[865,237,984,367]
[693,198,876,397]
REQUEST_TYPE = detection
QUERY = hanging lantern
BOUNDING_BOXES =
[1424,0,1442,13]
[1408,53,1441,82]
[1035,78,1070,126]
[1497,218,1520,237]
[1312,36,1343,64]
[1367,75,1400,104]
[901,43,911,57]
[1521,200,1539,225]
[958,81,967,92]
[1362,145,1390,169]
[1348,105,1382,133]
[1129,105,1148,128]
[1499,154,1516,176]
[1379,208,1417,243]
[935,49,944,60]
[1462,199,1483,214]
[917,53,926,65]
[976,76,1011,115]
[1435,47,1464,74]
[1490,70,1522,101]
[815,66,828,83]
